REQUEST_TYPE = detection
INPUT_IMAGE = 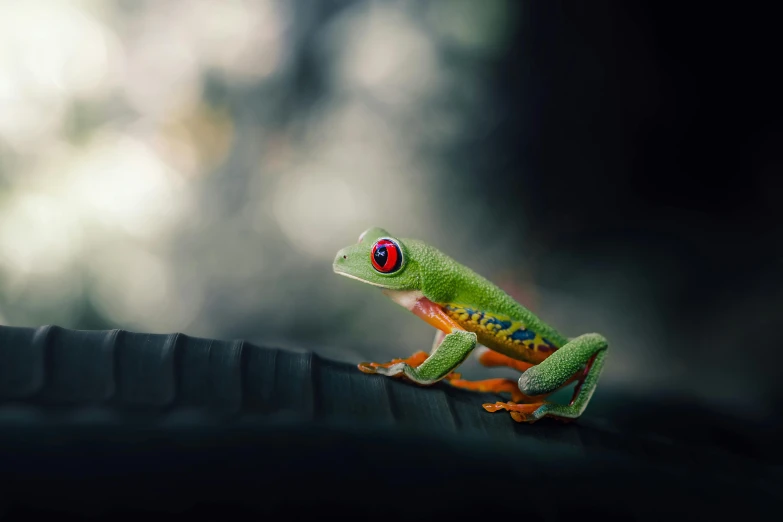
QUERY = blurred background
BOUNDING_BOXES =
[0,1,780,421]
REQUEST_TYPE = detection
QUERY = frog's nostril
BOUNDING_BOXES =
[343,255,347,259]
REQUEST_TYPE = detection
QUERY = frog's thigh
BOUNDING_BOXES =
[518,333,608,420]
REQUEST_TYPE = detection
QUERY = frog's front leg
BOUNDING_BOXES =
[484,333,608,423]
[358,329,464,381]
[358,295,477,385]
[360,330,477,385]
[430,330,465,381]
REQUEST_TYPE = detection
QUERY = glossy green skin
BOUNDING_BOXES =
[333,227,608,422]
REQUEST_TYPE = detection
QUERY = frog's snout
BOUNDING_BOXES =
[333,248,349,273]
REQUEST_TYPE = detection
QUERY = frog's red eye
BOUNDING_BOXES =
[371,238,402,274]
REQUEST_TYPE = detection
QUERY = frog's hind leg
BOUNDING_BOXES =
[483,333,608,423]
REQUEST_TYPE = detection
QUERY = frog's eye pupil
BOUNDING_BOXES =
[371,239,402,273]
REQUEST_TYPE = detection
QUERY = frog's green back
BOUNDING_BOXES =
[405,238,568,350]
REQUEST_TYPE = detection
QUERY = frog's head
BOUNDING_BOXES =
[333,227,421,291]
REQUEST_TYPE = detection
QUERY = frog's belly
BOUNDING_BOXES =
[443,304,558,365]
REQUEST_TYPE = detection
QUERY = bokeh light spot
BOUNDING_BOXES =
[272,170,370,259]
[0,191,83,275]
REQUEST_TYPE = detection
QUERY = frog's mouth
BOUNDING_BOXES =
[332,266,387,288]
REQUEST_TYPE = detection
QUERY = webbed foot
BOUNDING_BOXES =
[357,351,429,375]
[358,351,463,381]
[356,330,478,385]
[482,401,548,423]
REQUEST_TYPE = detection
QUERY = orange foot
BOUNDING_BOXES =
[482,401,547,423]
[358,351,463,381]
[358,350,429,375]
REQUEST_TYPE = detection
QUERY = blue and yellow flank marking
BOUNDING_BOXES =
[443,303,558,363]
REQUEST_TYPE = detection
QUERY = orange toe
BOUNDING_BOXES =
[357,351,430,374]
[482,401,546,422]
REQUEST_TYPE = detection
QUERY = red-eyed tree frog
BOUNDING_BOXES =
[333,227,608,423]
